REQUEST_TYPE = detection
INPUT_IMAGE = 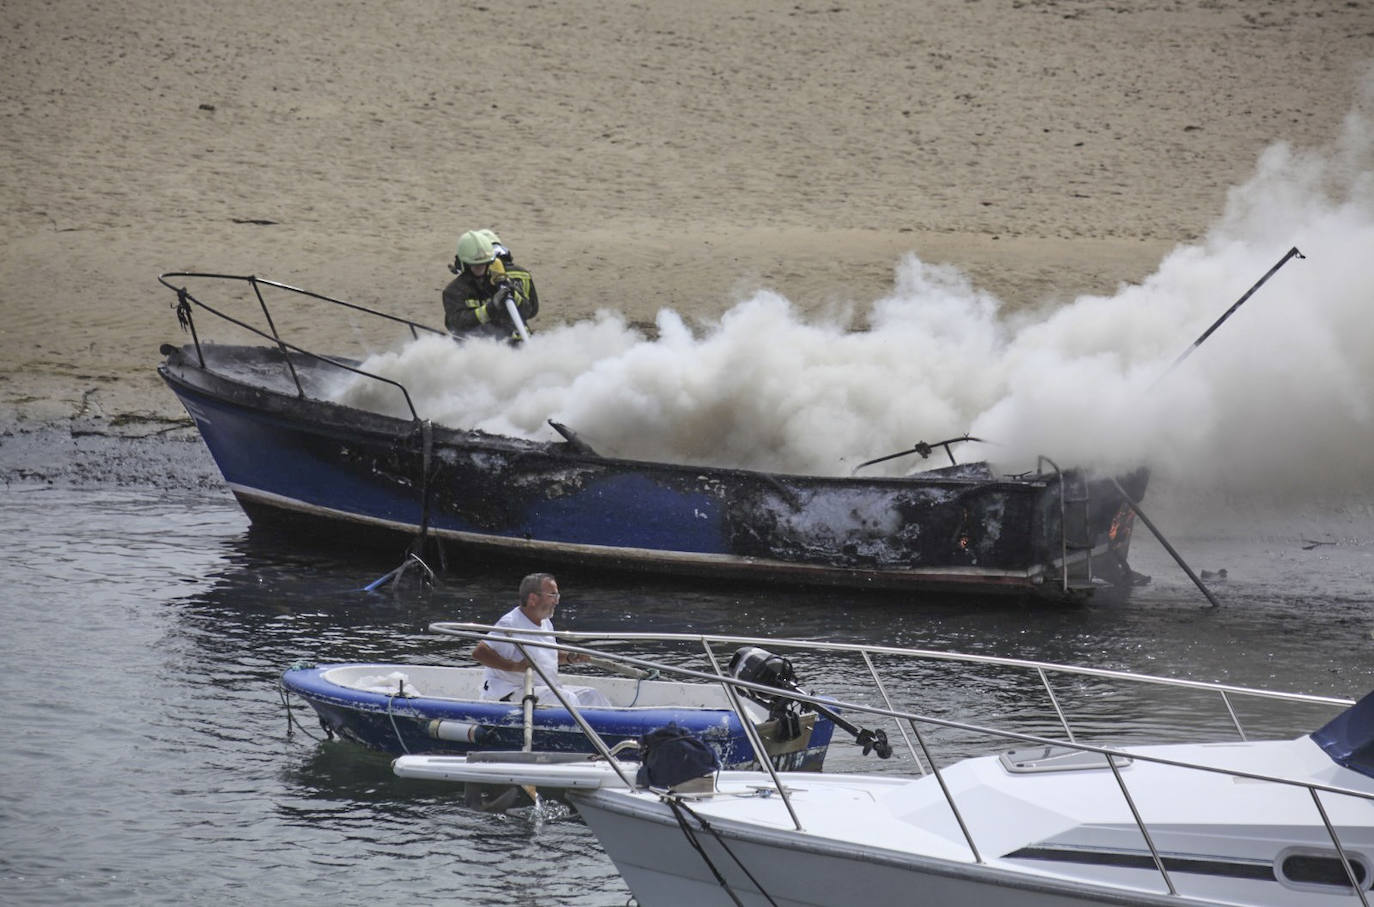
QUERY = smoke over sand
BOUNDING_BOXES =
[343,88,1374,505]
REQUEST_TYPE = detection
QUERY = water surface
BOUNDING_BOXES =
[2,483,1371,905]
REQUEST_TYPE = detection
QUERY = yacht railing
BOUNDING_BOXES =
[429,623,1370,902]
[158,271,445,424]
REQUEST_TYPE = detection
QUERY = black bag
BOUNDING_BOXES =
[635,722,720,789]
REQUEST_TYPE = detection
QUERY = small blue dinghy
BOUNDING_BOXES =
[281,653,839,773]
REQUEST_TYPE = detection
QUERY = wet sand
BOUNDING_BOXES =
[2,0,1371,434]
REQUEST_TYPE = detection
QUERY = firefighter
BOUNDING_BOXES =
[441,229,539,341]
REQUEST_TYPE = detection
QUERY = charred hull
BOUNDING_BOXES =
[159,342,1148,601]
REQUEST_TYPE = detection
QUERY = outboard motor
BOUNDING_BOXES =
[729,646,807,740]
[727,646,893,759]
[729,647,799,703]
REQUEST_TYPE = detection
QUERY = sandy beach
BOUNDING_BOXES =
[2,0,1372,431]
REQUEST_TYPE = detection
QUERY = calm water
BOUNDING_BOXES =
[2,480,1373,905]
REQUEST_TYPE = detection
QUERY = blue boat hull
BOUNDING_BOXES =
[159,343,1149,600]
[282,664,833,772]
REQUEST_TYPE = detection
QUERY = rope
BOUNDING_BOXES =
[665,797,779,907]
[417,417,449,572]
[623,668,660,706]
[386,694,411,755]
[174,288,193,330]
[354,417,434,596]
[410,419,435,559]
[360,419,439,593]
[278,680,328,742]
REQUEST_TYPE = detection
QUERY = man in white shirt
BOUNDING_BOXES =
[471,572,611,707]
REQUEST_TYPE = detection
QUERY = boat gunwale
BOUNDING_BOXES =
[281,662,769,722]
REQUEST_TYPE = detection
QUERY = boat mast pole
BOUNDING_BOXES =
[1156,246,1304,384]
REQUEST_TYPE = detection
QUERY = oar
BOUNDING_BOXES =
[468,666,537,811]
[580,654,658,680]
[518,667,538,804]
[522,667,535,753]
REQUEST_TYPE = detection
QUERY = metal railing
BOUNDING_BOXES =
[158,271,447,424]
[426,624,1370,902]
[1033,457,1222,607]
[1037,455,1071,594]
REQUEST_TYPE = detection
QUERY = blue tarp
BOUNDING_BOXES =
[1312,688,1374,779]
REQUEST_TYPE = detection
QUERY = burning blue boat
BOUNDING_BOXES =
[157,272,1149,602]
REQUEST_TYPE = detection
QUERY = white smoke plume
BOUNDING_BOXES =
[340,83,1374,506]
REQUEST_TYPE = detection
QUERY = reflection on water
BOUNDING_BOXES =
[2,485,1373,905]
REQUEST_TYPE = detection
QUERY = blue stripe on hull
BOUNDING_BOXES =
[176,384,729,553]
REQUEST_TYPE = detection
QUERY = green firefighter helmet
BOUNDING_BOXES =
[455,230,496,267]
[475,228,511,261]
